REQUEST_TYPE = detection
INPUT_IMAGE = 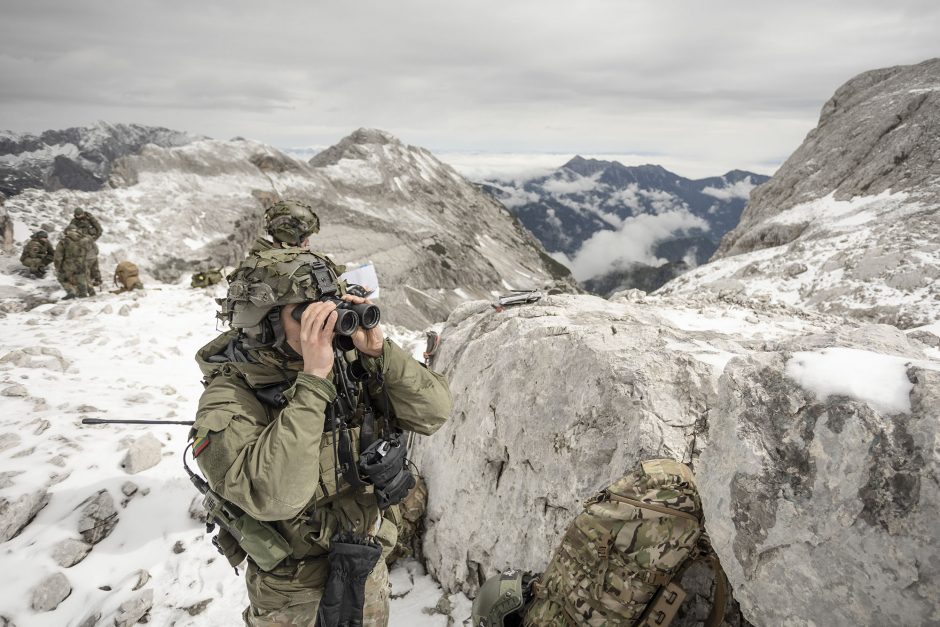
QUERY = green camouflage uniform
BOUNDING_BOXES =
[192,327,452,626]
[53,229,94,298]
[68,211,103,285]
[20,235,55,277]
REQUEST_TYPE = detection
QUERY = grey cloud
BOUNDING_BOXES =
[1,0,938,171]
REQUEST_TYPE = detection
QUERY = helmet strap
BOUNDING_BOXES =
[267,307,303,362]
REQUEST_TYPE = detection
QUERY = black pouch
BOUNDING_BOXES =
[316,533,382,627]
[358,433,416,509]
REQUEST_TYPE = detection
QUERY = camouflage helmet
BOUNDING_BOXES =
[218,247,342,330]
[73,208,85,217]
[32,230,48,239]
[264,200,319,246]
[471,570,527,627]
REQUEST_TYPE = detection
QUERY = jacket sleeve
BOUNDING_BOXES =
[88,214,103,238]
[194,372,336,521]
[363,339,452,436]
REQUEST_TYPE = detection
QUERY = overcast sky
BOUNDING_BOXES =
[1,0,938,178]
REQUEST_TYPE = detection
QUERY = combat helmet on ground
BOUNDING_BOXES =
[217,248,344,352]
[471,569,531,627]
[263,200,320,246]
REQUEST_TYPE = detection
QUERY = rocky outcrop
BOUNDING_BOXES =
[413,293,940,626]
[51,538,92,568]
[0,489,50,542]
[660,59,940,328]
[699,353,940,626]
[412,294,796,594]
[113,590,154,627]
[78,490,118,545]
[30,572,71,612]
[717,59,940,258]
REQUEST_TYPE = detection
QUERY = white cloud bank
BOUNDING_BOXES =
[552,209,710,281]
[701,176,758,201]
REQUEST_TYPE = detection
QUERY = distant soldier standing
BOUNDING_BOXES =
[20,231,55,277]
[249,200,320,253]
[54,227,94,299]
[68,207,103,286]
[0,196,13,254]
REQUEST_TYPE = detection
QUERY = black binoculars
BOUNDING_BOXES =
[291,297,381,336]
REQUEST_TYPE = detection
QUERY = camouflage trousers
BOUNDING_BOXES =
[58,271,91,297]
[87,243,101,285]
[243,557,390,627]
[22,259,49,277]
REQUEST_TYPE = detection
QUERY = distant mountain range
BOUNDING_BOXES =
[0,124,572,328]
[481,158,770,294]
[0,122,197,196]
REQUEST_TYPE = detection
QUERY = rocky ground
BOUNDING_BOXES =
[0,258,470,626]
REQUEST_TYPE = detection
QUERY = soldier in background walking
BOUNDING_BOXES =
[68,207,103,286]
[20,230,55,277]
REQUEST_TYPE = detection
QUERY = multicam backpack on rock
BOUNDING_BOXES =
[524,458,727,627]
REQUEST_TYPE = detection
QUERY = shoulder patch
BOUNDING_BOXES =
[193,434,211,457]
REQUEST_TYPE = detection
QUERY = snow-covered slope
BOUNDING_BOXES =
[660,59,940,327]
[2,127,573,329]
[0,280,469,626]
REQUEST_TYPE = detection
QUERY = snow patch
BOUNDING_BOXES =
[785,347,914,414]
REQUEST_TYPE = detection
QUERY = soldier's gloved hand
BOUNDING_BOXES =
[341,294,384,357]
[317,534,382,627]
[286,301,337,378]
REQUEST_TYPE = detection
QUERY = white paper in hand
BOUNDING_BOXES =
[340,262,380,299]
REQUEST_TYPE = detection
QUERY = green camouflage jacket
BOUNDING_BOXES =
[21,237,54,265]
[191,330,451,572]
[53,232,91,276]
[69,213,103,240]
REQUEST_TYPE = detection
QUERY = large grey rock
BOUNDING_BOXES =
[0,346,70,371]
[413,295,726,594]
[114,589,153,627]
[119,433,163,474]
[30,572,71,612]
[699,355,940,626]
[1,384,27,397]
[718,59,940,258]
[661,59,940,328]
[0,489,50,542]
[51,538,92,567]
[113,589,153,627]
[78,490,118,545]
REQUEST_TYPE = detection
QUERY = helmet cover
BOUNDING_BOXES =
[264,200,320,246]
